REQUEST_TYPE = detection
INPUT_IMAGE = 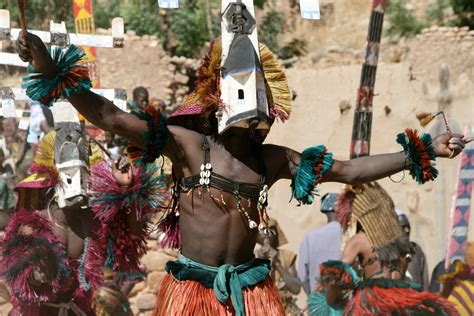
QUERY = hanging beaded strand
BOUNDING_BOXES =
[257,184,270,233]
[236,195,258,229]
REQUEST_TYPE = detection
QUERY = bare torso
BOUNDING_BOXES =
[353,232,405,279]
[171,127,284,266]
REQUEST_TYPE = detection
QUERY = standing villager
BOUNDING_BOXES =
[397,210,429,290]
[128,87,149,112]
[256,218,302,315]
[298,193,342,295]
[310,182,457,316]
[15,25,471,315]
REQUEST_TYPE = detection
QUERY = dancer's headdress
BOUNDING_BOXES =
[336,182,413,262]
[167,38,291,141]
[168,0,291,139]
[15,131,103,210]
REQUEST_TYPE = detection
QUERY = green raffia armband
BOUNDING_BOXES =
[308,291,344,316]
[128,105,169,166]
[22,45,91,107]
[396,128,438,184]
[320,260,360,290]
[291,145,333,205]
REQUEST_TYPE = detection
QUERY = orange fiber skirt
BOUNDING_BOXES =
[153,273,285,316]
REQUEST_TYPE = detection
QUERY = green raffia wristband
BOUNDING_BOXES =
[291,145,334,205]
[130,109,168,166]
[396,129,438,184]
[22,45,92,107]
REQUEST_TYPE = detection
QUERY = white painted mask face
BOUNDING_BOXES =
[218,0,270,134]
[52,102,89,209]
[54,123,89,209]
[55,158,89,209]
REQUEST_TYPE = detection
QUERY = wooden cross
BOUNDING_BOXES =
[0,8,126,131]
[0,86,127,130]
[157,0,322,20]
[0,9,124,68]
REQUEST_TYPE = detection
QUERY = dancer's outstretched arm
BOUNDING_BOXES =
[271,132,468,185]
[16,32,168,152]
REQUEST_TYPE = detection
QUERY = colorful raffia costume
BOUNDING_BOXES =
[2,131,102,315]
[438,260,474,315]
[1,128,167,315]
[308,182,457,316]
[88,160,167,316]
[1,209,95,316]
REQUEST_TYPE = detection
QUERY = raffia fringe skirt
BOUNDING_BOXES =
[152,274,285,316]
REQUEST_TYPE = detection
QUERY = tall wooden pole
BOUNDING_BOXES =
[350,0,389,158]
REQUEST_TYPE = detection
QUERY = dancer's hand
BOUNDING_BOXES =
[112,156,132,187]
[16,31,58,77]
[433,132,472,158]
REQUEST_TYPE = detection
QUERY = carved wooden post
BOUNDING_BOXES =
[350,0,389,158]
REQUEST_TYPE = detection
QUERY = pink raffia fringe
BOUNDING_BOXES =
[89,161,168,272]
[158,210,181,249]
[0,210,69,303]
[336,191,354,231]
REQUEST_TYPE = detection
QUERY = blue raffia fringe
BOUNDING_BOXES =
[22,45,91,107]
[291,145,333,205]
[308,291,344,316]
[396,129,438,184]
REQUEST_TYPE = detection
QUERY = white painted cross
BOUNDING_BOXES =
[0,9,127,129]
[0,87,128,130]
[0,9,124,67]
[157,0,321,20]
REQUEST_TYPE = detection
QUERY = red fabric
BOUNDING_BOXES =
[153,274,284,316]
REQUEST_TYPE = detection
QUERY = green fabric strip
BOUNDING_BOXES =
[167,253,271,316]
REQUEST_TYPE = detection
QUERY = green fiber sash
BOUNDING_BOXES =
[166,253,271,316]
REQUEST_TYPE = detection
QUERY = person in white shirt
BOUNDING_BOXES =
[298,193,342,294]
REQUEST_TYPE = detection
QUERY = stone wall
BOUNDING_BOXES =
[127,242,178,315]
[95,30,199,110]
